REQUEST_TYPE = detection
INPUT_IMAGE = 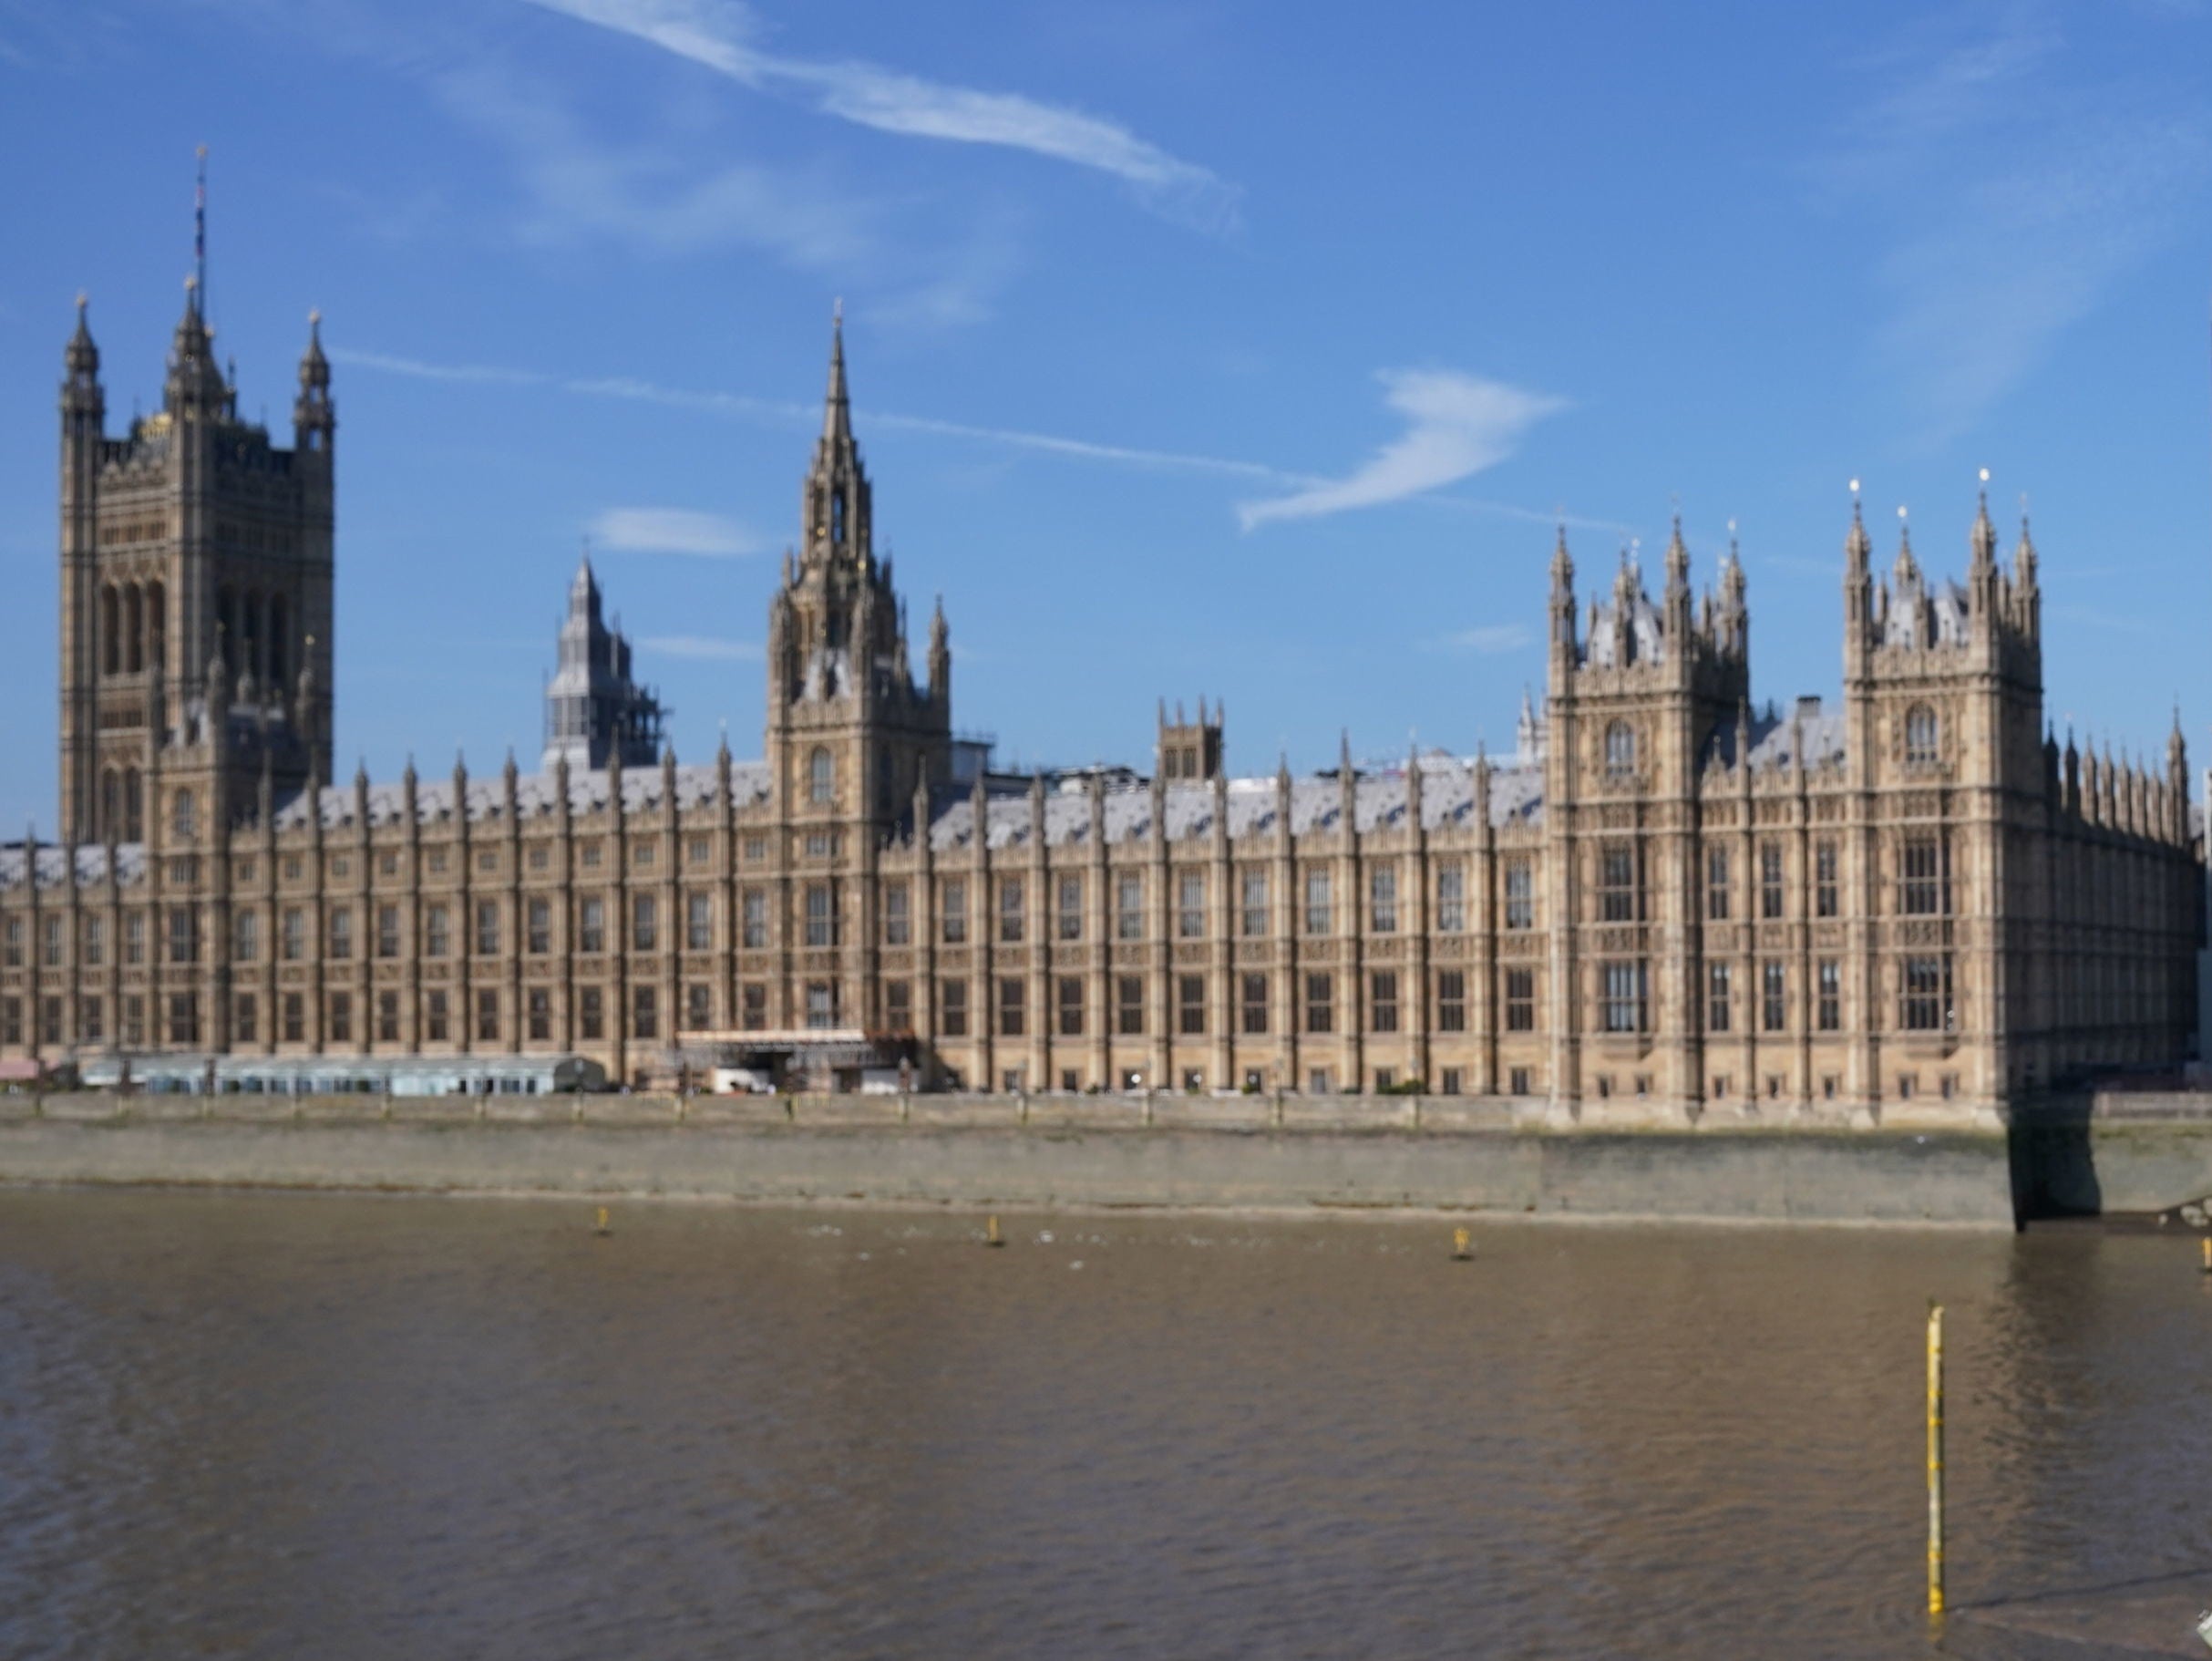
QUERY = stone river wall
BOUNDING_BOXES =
[0,1091,2020,1226]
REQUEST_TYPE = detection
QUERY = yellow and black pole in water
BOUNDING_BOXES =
[593,1206,611,1238]
[984,1214,1004,1248]
[1452,1227,1473,1262]
[1927,1301,1945,1620]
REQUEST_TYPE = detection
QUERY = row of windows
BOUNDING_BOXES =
[1597,955,1954,1036]
[1597,705,1943,779]
[0,956,1967,1050]
[920,968,1541,1039]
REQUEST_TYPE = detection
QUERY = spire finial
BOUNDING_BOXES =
[193,144,209,320]
[823,300,849,443]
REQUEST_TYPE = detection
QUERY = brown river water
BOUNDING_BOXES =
[3,1190,2210,1660]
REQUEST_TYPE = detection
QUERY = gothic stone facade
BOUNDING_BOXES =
[3,301,2200,1124]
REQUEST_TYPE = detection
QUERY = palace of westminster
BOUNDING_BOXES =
[1,272,2203,1124]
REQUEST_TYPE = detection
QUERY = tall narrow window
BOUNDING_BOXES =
[1707,962,1732,1032]
[1116,874,1144,941]
[1302,868,1332,934]
[684,984,711,1031]
[1178,975,1206,1036]
[1604,720,1637,778]
[737,985,764,1034]
[1900,837,1947,916]
[941,979,968,1037]
[1056,977,1084,1037]
[1904,705,1939,764]
[808,747,834,803]
[1304,972,1334,1034]
[1504,858,1534,930]
[1370,970,1399,1034]
[804,884,831,948]
[328,905,353,961]
[81,916,105,967]
[883,882,911,945]
[1116,975,1144,1035]
[686,892,712,951]
[1902,956,1952,1032]
[1761,961,1786,1032]
[378,991,401,1044]
[1600,960,1647,1033]
[1177,872,1205,939]
[527,898,550,955]
[1705,848,1731,921]
[474,901,499,956]
[233,911,259,964]
[1240,974,1269,1035]
[1240,869,1269,937]
[942,878,968,944]
[742,888,767,949]
[425,904,450,959]
[1369,865,1397,934]
[376,904,400,960]
[1504,969,1537,1032]
[1815,841,1838,918]
[1816,959,1841,1031]
[1436,970,1466,1032]
[632,893,658,952]
[332,991,355,1045]
[999,877,1024,944]
[1759,844,1785,920]
[426,990,449,1044]
[884,980,912,1033]
[1056,875,1083,941]
[1598,843,1639,923]
[1435,862,1465,933]
[168,907,198,965]
[633,985,659,1039]
[996,976,1024,1037]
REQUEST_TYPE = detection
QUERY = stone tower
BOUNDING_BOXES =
[57,284,334,847]
[765,310,951,830]
[1542,519,1753,1114]
[541,552,666,771]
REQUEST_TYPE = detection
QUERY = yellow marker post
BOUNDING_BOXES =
[1452,1227,1473,1262]
[985,1214,1004,1249]
[1928,1302,1945,1619]
[593,1205,611,1237]
[2201,1237,2210,1274]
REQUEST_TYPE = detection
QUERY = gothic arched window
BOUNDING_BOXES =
[1905,704,1939,764]
[808,747,834,804]
[171,789,195,842]
[1604,720,1637,779]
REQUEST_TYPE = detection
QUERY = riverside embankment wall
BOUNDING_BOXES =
[0,1091,2019,1225]
[2011,1090,2212,1218]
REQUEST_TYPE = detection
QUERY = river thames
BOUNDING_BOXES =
[4,1191,2208,1659]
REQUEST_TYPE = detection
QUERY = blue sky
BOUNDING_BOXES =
[2,0,2209,831]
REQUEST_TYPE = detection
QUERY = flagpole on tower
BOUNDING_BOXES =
[193,144,208,319]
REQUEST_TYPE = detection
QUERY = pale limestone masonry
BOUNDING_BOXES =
[2,303,2200,1129]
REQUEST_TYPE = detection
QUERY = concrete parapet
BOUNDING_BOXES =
[0,1088,2022,1225]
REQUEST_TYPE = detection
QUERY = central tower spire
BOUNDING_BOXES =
[803,302,871,569]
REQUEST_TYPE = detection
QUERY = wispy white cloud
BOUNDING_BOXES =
[333,344,1603,531]
[525,0,1238,230]
[1816,6,2212,447]
[1440,624,1532,655]
[429,61,878,265]
[642,634,762,660]
[1236,369,1568,531]
[591,506,760,557]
